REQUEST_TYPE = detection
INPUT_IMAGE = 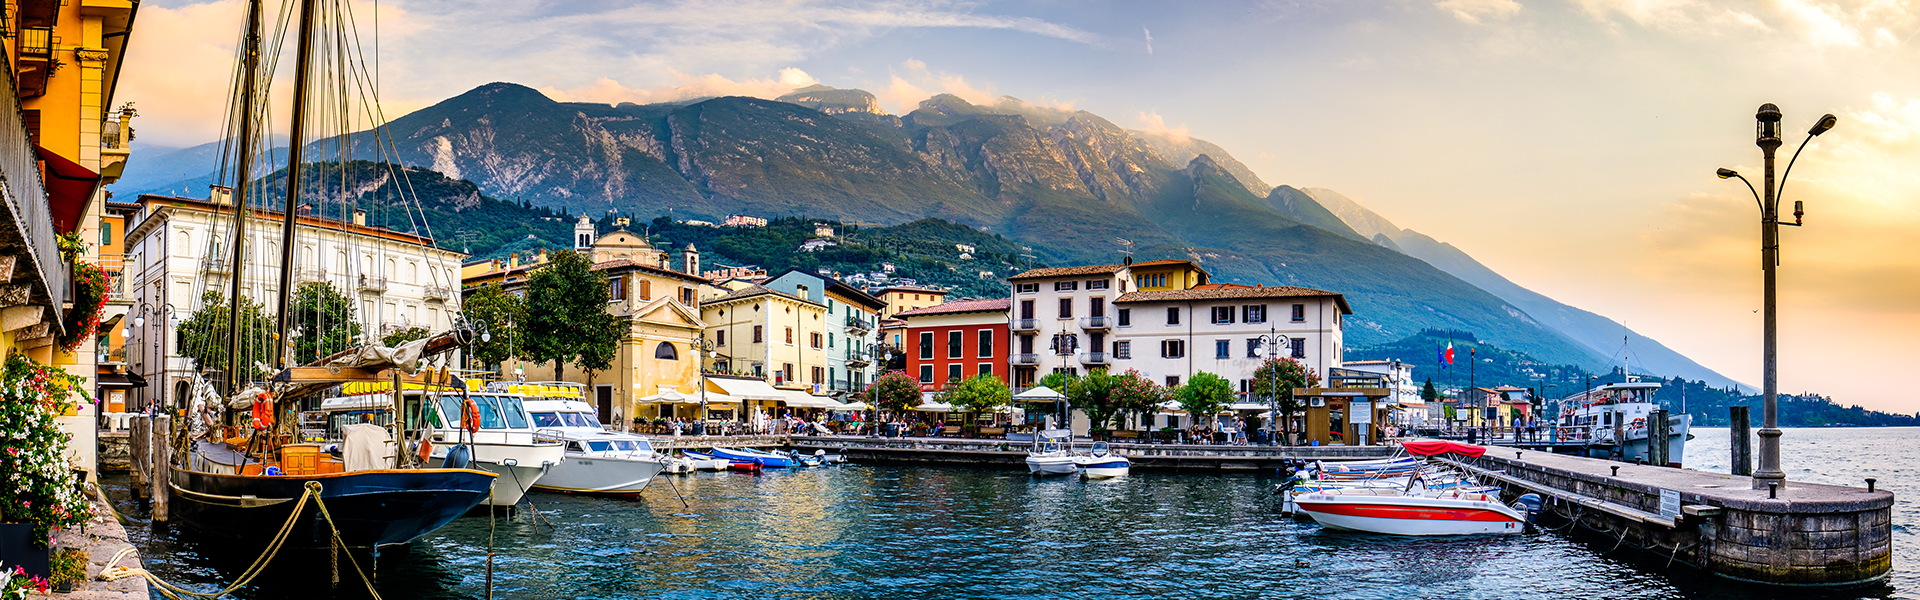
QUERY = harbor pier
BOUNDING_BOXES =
[789,435,1396,470]
[1451,449,1893,586]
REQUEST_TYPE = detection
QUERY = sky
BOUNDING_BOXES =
[118,0,1920,414]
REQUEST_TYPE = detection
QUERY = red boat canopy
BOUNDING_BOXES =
[1403,439,1487,457]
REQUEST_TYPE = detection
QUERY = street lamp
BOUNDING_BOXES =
[1252,325,1289,446]
[126,302,178,410]
[863,341,894,436]
[693,336,716,434]
[1718,104,1835,491]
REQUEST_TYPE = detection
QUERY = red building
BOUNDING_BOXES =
[896,298,1011,390]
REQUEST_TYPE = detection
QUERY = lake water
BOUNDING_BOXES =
[106,427,1916,599]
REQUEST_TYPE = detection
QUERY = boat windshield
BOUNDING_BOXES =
[438,396,507,429]
[532,412,563,428]
[587,441,614,452]
[496,396,530,429]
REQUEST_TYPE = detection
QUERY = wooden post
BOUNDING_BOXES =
[151,415,170,522]
[130,415,149,499]
[1730,405,1752,476]
[1650,409,1669,467]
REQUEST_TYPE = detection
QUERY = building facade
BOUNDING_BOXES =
[1004,260,1213,388]
[761,269,887,394]
[896,298,1011,390]
[1107,285,1351,392]
[699,284,829,389]
[874,284,945,319]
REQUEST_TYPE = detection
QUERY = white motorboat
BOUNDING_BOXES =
[680,451,732,471]
[663,455,695,474]
[524,397,668,496]
[1026,429,1078,476]
[1293,488,1530,535]
[1072,442,1130,478]
[323,388,565,507]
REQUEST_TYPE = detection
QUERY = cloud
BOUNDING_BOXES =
[1144,27,1154,54]
[874,59,997,113]
[1136,111,1190,142]
[1568,0,1915,47]
[539,68,820,106]
[1435,0,1522,24]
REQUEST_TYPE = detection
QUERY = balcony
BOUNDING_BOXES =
[1079,351,1109,365]
[422,285,454,303]
[294,267,329,283]
[202,258,231,275]
[1011,318,1038,332]
[356,275,388,292]
[1080,316,1112,331]
[845,349,871,368]
[1010,353,1040,366]
[844,315,872,335]
[98,254,128,302]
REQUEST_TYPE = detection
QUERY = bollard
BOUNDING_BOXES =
[1866,478,1877,493]
[1515,451,1523,459]
[1730,406,1752,476]
[1611,466,1620,477]
[130,416,150,499]
[152,415,171,522]
[1768,482,1778,500]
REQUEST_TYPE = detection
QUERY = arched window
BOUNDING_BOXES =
[654,342,678,360]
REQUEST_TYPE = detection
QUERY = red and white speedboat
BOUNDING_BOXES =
[1293,439,1537,536]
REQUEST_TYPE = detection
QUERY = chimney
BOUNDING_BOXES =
[510,253,519,269]
[209,185,232,206]
[352,209,367,226]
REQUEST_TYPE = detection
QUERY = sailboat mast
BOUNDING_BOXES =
[273,0,318,369]
[223,0,264,396]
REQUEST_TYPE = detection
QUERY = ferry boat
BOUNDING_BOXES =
[1550,378,1692,467]
[524,396,668,496]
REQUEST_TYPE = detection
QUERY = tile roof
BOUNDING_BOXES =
[894,298,1012,317]
[707,284,821,307]
[1115,285,1353,314]
[1127,259,1194,268]
[592,259,711,283]
[1005,265,1124,280]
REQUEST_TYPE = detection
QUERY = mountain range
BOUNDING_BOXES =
[111,82,1747,389]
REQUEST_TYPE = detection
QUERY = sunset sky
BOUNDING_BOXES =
[120,0,1920,413]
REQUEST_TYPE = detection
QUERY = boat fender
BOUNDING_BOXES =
[441,444,473,470]
[1511,493,1545,533]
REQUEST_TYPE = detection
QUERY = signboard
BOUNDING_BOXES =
[1351,401,1372,425]
[1659,489,1681,520]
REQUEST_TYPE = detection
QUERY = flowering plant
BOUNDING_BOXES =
[54,232,85,264]
[0,354,93,545]
[0,563,47,598]
[58,262,110,353]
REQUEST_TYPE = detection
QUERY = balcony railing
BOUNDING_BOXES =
[98,254,128,301]
[845,315,872,333]
[293,267,329,283]
[1079,351,1109,365]
[356,275,388,292]
[423,285,453,302]
[1011,318,1038,332]
[0,54,67,313]
[1010,353,1040,366]
[1080,316,1112,331]
[845,350,870,367]
[202,258,231,274]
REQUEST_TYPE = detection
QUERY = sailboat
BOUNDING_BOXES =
[167,0,494,553]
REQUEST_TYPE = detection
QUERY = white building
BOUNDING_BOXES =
[123,192,466,407]
[1108,285,1350,394]
[1342,359,1421,425]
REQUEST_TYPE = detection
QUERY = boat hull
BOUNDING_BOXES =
[1074,458,1131,479]
[1295,493,1525,536]
[170,467,496,550]
[711,447,798,468]
[1026,456,1077,476]
[531,455,667,496]
[431,442,565,506]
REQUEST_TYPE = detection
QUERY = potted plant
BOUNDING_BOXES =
[2,565,49,597]
[48,547,86,593]
[0,354,95,580]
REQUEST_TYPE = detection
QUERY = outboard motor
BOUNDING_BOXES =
[1511,493,1545,533]
[441,444,474,470]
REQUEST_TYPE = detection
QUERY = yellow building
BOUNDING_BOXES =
[874,284,944,319]
[699,284,829,423]
[1128,258,1210,291]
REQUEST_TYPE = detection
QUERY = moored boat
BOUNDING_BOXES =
[1025,430,1078,476]
[1291,440,1542,535]
[1072,442,1130,479]
[680,450,734,471]
[710,447,800,468]
[523,396,668,496]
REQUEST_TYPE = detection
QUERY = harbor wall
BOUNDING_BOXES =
[789,436,1397,471]
[1465,451,1892,586]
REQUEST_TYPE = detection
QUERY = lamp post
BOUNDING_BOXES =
[1254,324,1288,446]
[124,302,178,410]
[863,341,893,435]
[694,336,716,433]
[1718,104,1836,491]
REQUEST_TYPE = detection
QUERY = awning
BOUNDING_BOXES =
[1227,403,1269,412]
[1403,439,1487,458]
[36,146,100,235]
[913,401,955,412]
[833,401,870,411]
[706,377,785,401]
[1014,386,1064,401]
[778,389,838,409]
[638,390,703,404]
[96,371,147,389]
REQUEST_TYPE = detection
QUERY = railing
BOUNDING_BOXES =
[1010,353,1039,366]
[422,285,453,302]
[1080,316,1112,330]
[1011,318,1038,332]
[0,55,67,312]
[1079,351,1109,365]
[845,315,872,332]
[293,267,328,282]
[202,258,231,274]
[357,275,388,292]
[98,253,128,301]
[845,350,870,366]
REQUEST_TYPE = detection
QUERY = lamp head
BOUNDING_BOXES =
[133,315,145,327]
[1756,103,1782,146]
[481,331,492,343]
[1809,113,1837,136]
[1716,168,1738,179]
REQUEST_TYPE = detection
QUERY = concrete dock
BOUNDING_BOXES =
[789,435,1396,470]
[1456,449,1893,586]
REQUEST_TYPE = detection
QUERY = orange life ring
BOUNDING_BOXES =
[462,398,482,431]
[1630,418,1646,428]
[250,392,275,431]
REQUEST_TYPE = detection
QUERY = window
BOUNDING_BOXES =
[1216,340,1230,359]
[1239,379,1250,395]
[811,332,823,349]
[1245,304,1267,323]
[1020,335,1035,354]
[681,288,696,306]
[783,364,795,382]
[1090,297,1105,318]
[811,366,824,384]
[1019,300,1035,319]
[101,221,112,246]
[655,342,678,360]
[786,327,795,344]
[978,330,994,358]
[1054,281,1079,291]
[1087,279,1108,290]
[1291,337,1306,358]
[920,365,934,382]
[1166,307,1180,325]
[1247,339,1262,358]
[1113,341,1131,359]
[717,330,727,346]
[977,363,993,377]
[920,332,934,359]
[948,364,962,383]
[1161,340,1185,358]
[752,326,763,343]
[1117,308,1131,327]
[1292,304,1307,322]
[948,331,963,359]
[1017,283,1038,294]
[1058,298,1073,319]
[608,278,626,301]
[639,279,652,300]
[1166,376,1181,388]
[828,333,835,348]
[1212,306,1234,324]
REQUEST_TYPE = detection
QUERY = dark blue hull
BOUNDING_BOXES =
[170,467,496,550]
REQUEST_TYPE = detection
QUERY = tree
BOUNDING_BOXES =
[1176,371,1235,428]
[1252,358,1322,440]
[1109,369,1168,432]
[289,282,362,365]
[1067,368,1117,434]
[522,250,619,380]
[176,289,274,384]
[1422,378,1440,402]
[381,326,430,347]
[463,283,525,369]
[943,373,1011,430]
[869,370,922,414]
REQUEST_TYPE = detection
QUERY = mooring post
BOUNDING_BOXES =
[130,415,150,499]
[1650,409,1669,467]
[152,415,171,522]
[1730,405,1752,476]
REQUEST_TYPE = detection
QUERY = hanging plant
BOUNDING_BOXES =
[57,262,109,353]
[0,354,94,547]
[54,233,84,264]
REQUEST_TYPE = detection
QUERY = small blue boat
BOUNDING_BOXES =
[710,447,801,468]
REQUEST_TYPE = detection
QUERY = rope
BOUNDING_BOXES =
[99,481,383,600]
